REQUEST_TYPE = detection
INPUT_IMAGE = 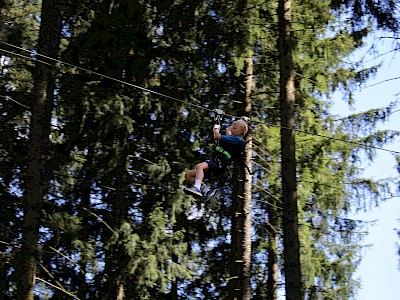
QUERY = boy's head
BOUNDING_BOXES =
[230,119,248,137]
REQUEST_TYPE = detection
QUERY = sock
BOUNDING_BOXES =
[201,184,211,194]
[194,179,202,189]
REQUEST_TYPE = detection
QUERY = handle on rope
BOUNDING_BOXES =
[240,116,250,124]
[213,109,224,147]
[213,109,224,125]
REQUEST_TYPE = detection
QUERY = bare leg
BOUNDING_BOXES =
[194,162,209,182]
[183,162,212,198]
[185,169,196,185]
[185,162,209,185]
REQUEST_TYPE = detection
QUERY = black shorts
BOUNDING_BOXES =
[205,155,229,176]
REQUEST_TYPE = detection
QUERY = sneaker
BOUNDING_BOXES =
[183,186,203,198]
[206,188,219,202]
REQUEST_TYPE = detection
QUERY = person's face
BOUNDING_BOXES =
[229,121,244,136]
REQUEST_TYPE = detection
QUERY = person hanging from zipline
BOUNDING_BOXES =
[183,117,248,201]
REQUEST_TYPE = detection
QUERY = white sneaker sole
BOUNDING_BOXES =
[183,187,203,198]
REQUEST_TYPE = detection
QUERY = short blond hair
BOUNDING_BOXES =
[233,119,248,137]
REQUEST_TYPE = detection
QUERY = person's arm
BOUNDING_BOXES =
[213,125,222,141]
[226,125,232,136]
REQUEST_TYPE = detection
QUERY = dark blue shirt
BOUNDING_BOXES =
[219,135,245,159]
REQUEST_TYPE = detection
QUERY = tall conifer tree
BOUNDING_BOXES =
[15,0,65,299]
[1,0,399,298]
[277,0,302,298]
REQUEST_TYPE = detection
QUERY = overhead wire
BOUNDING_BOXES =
[364,76,400,89]
[0,40,212,113]
[4,38,397,299]
[0,40,397,283]
[1,40,400,156]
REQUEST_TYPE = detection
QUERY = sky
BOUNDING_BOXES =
[275,34,400,300]
[331,36,400,299]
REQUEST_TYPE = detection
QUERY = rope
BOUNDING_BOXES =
[1,40,399,155]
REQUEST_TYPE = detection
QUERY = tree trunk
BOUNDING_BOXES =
[101,141,131,300]
[16,1,64,299]
[226,53,253,300]
[0,1,7,38]
[267,195,279,300]
[170,253,179,300]
[0,244,8,298]
[77,144,95,300]
[242,54,253,300]
[277,0,302,299]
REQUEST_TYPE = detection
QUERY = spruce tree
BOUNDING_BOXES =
[51,1,209,298]
[251,0,400,298]
[14,1,65,299]
[1,0,399,298]
[277,0,302,298]
[0,1,42,297]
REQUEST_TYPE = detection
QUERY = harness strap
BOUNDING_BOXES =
[215,146,232,159]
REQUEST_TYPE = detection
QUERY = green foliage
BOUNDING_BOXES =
[330,0,400,31]
[1,0,399,298]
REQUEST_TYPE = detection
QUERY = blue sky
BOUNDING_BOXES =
[331,36,400,299]
[276,35,400,300]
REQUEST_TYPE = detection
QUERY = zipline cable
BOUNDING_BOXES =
[1,40,400,155]
[0,40,212,113]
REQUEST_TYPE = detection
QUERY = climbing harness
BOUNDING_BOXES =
[215,145,232,159]
[211,109,253,189]
[213,109,227,170]
[212,109,251,169]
